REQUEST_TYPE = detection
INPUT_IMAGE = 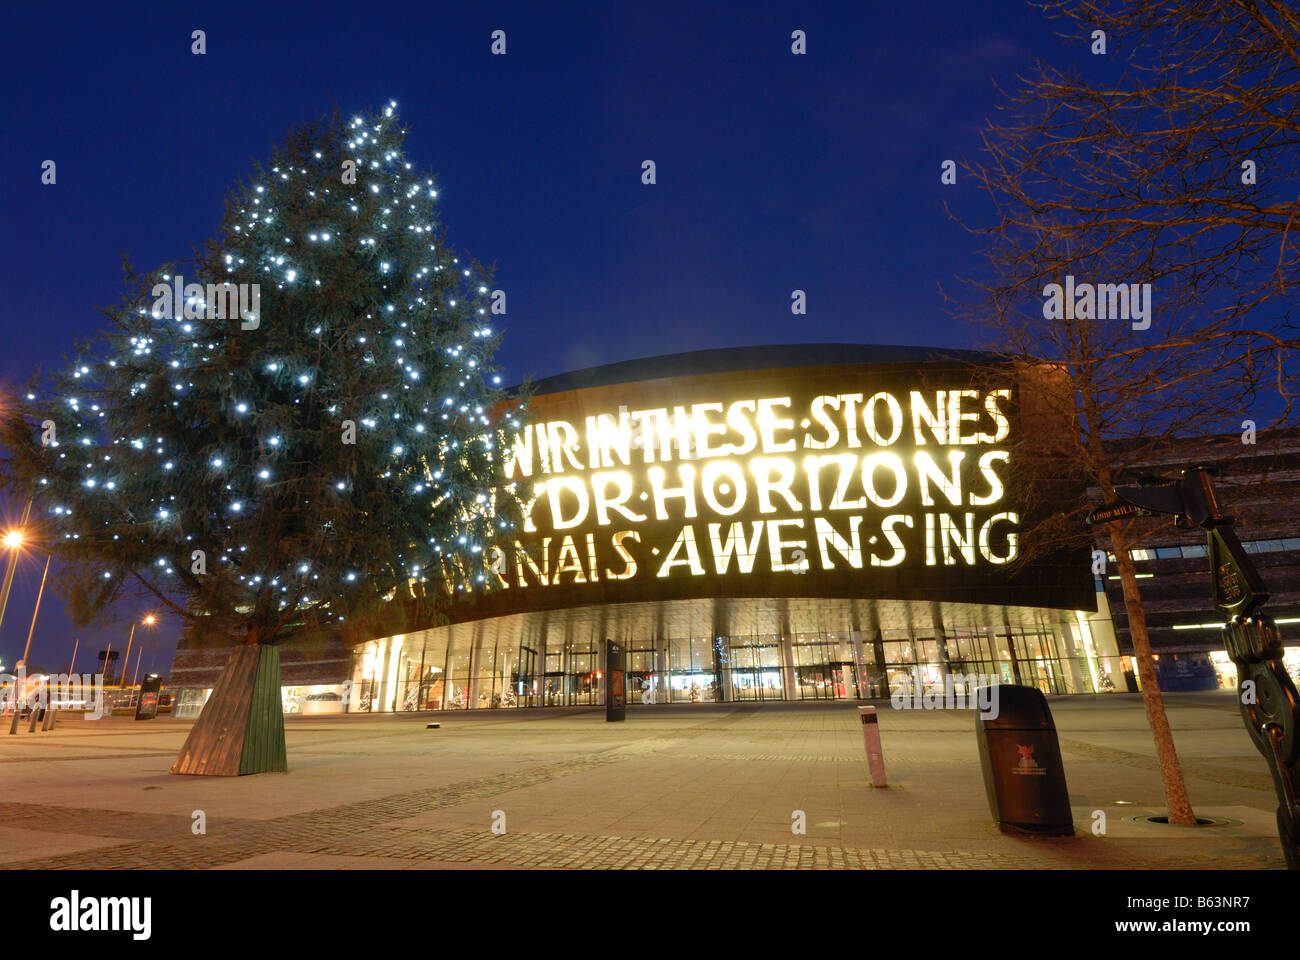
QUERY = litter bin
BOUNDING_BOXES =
[975,684,1073,835]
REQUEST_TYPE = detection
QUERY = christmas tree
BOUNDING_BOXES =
[0,103,524,774]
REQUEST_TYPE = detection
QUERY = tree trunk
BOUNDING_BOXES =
[1109,522,1197,825]
[170,643,287,776]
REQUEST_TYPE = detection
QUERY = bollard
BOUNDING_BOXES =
[27,706,39,734]
[859,706,887,787]
[41,706,55,731]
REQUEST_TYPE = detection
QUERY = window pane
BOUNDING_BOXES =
[883,641,912,664]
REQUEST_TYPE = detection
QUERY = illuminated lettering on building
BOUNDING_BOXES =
[491,386,1019,591]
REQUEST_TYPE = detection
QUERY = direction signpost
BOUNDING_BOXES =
[1084,500,1150,524]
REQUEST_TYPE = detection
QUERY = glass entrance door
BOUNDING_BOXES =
[514,646,538,707]
[567,645,598,706]
[796,665,833,699]
[729,641,783,701]
[542,671,565,706]
[627,646,659,705]
[793,639,834,699]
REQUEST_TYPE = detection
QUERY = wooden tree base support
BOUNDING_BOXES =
[170,644,287,776]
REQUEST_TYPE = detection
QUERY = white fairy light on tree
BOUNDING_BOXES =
[0,102,527,776]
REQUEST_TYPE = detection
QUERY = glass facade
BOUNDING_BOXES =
[345,605,1118,712]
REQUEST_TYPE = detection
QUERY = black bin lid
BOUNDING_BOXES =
[977,684,1055,730]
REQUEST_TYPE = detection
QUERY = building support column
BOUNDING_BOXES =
[442,633,455,708]
[871,630,888,698]
[935,626,953,681]
[712,637,731,702]
[415,642,426,712]
[656,635,669,704]
[781,635,798,701]
[598,640,607,706]
[908,635,923,698]
[467,633,482,709]
[850,631,868,700]
[370,639,389,713]
[1004,626,1024,686]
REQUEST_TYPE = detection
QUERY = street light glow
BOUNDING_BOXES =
[2,530,23,550]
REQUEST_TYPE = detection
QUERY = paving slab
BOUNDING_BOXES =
[0,691,1284,869]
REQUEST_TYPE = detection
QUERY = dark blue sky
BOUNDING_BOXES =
[0,0,1080,673]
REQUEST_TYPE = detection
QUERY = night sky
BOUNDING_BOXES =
[0,0,1085,674]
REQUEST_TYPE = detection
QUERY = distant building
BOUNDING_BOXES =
[169,610,350,718]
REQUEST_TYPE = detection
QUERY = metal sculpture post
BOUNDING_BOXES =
[1090,465,1300,868]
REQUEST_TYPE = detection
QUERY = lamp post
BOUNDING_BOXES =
[8,536,51,736]
[101,643,110,680]
[19,554,52,670]
[120,614,156,692]
[0,500,34,645]
[129,645,144,689]
[0,525,25,723]
[120,625,136,689]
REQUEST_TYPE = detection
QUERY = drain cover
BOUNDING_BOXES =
[1125,814,1241,827]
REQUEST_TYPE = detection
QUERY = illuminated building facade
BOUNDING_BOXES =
[342,344,1120,712]
[169,346,1300,714]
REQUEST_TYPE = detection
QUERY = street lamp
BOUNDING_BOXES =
[120,614,157,691]
[0,500,33,657]
[6,524,50,736]
[131,615,159,693]
[19,553,52,670]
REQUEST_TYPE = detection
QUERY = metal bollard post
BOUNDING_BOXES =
[859,706,887,787]
[27,706,39,733]
[41,706,55,731]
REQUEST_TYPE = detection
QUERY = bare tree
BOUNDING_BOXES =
[948,0,1300,825]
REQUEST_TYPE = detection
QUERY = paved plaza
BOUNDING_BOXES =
[0,691,1285,869]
